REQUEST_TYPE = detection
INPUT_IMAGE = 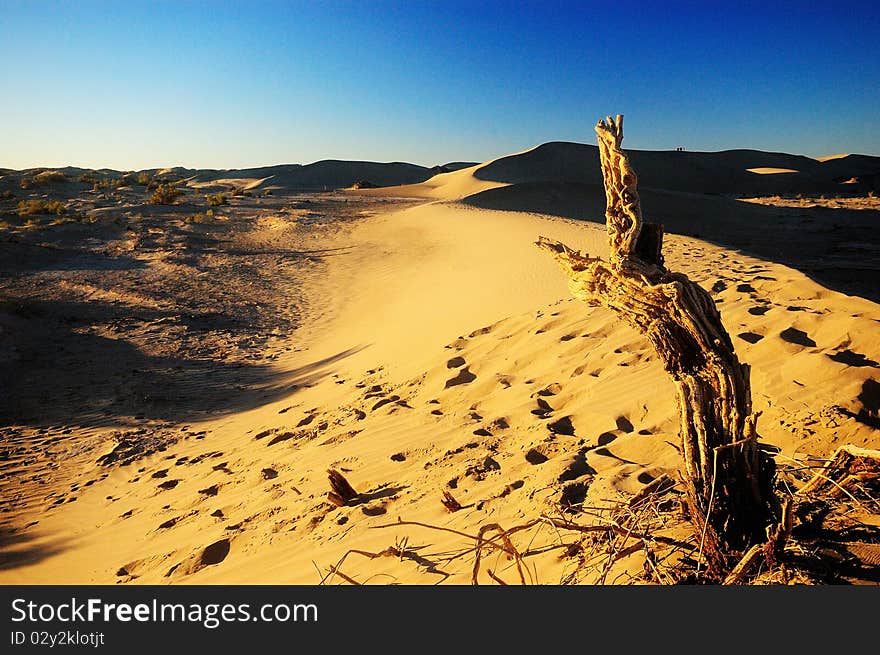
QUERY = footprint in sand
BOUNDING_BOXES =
[560,482,589,512]
[371,395,400,411]
[167,538,231,578]
[557,451,596,482]
[531,398,554,417]
[547,416,575,436]
[198,484,220,497]
[525,449,549,465]
[737,332,764,344]
[827,350,879,368]
[266,432,294,446]
[536,383,562,397]
[780,327,817,348]
[615,416,634,433]
[444,367,476,388]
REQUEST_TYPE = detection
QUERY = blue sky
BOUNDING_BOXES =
[1,1,878,169]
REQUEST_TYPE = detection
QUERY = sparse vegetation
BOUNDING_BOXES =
[21,170,68,189]
[137,172,154,187]
[18,199,66,216]
[150,182,181,205]
[78,171,100,184]
[118,172,138,186]
[206,193,227,206]
[185,209,216,224]
[92,177,124,192]
[34,170,68,184]
[0,190,14,200]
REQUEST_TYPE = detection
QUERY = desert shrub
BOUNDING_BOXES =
[242,190,253,197]
[92,177,125,191]
[0,190,14,200]
[20,177,34,189]
[78,171,99,184]
[18,199,66,216]
[150,182,180,205]
[34,170,68,184]
[206,193,227,206]
[185,209,214,224]
[136,172,153,187]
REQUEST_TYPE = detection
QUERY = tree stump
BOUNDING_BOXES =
[537,115,777,577]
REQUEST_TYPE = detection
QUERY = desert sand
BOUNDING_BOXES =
[1,142,879,584]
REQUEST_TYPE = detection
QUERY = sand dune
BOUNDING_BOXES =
[1,141,879,585]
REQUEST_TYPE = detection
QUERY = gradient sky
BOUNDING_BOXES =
[1,0,878,170]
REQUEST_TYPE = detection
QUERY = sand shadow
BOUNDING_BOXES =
[0,526,68,572]
[462,182,880,303]
[0,294,366,427]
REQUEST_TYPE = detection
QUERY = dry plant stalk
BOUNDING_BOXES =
[327,468,359,506]
[537,115,777,578]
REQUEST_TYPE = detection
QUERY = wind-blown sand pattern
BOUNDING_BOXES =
[1,140,879,584]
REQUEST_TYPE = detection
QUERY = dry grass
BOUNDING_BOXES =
[18,199,66,216]
[315,449,880,586]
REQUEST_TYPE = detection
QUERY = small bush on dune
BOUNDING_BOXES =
[34,170,68,185]
[185,209,215,224]
[150,182,181,205]
[206,193,227,206]
[21,170,68,189]
[0,190,14,201]
[18,199,66,216]
[137,172,153,187]
[92,177,125,191]
[78,171,99,184]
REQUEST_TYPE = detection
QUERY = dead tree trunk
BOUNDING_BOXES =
[537,115,777,577]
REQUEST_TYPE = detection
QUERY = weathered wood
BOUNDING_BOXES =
[327,469,359,506]
[796,444,880,498]
[537,115,776,576]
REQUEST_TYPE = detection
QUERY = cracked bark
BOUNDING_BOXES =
[537,115,777,577]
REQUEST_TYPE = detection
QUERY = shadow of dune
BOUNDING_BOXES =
[462,182,880,303]
[0,294,366,427]
[0,239,147,274]
[0,526,68,572]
